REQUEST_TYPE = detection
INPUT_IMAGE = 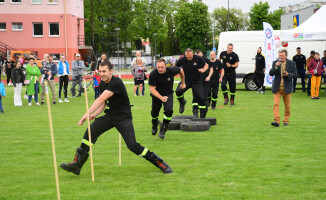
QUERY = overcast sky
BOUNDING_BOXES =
[199,0,303,13]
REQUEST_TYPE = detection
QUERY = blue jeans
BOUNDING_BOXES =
[28,83,39,103]
[94,87,100,99]
[0,96,3,112]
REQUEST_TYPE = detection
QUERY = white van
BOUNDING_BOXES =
[217,31,326,91]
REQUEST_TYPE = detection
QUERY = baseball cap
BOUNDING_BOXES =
[76,53,80,57]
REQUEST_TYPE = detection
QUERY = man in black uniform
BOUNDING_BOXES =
[218,43,239,105]
[175,48,208,118]
[253,47,266,94]
[149,58,186,139]
[60,61,173,175]
[208,51,224,109]
[292,47,307,92]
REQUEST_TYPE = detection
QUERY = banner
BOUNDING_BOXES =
[263,22,276,87]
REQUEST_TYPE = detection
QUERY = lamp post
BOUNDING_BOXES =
[227,0,230,31]
[213,20,216,51]
[153,33,157,68]
[115,28,120,71]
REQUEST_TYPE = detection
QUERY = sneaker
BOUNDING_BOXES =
[271,122,280,127]
[315,97,320,99]
[35,102,40,106]
[41,102,44,105]
[58,99,63,103]
[311,97,315,100]
[283,123,289,126]
[64,98,69,102]
[257,88,262,94]
[261,91,265,94]
[53,101,56,104]
[28,103,32,106]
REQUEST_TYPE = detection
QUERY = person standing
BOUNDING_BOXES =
[3,56,14,86]
[0,77,5,113]
[11,61,25,106]
[322,50,326,90]
[218,43,239,105]
[253,47,266,94]
[60,61,173,175]
[96,53,107,70]
[26,57,41,106]
[269,49,297,127]
[40,55,57,104]
[306,50,315,96]
[292,47,307,92]
[57,54,70,103]
[93,70,101,99]
[307,52,324,99]
[208,51,224,110]
[149,58,185,139]
[131,51,147,96]
[71,54,84,97]
[131,57,147,96]
[175,48,208,118]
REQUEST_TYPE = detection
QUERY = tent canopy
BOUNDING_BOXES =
[280,6,326,42]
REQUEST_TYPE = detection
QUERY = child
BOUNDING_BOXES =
[93,70,101,99]
[0,76,6,113]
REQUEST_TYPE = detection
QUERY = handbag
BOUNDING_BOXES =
[313,61,320,75]
[24,76,33,85]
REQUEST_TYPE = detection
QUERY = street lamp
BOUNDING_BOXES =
[153,33,158,68]
[115,28,120,71]
[227,0,229,31]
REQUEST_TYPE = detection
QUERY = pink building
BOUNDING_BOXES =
[0,0,92,62]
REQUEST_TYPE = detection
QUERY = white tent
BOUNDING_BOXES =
[280,5,326,42]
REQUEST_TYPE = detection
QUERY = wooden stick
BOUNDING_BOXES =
[45,81,61,200]
[119,134,121,166]
[83,79,95,182]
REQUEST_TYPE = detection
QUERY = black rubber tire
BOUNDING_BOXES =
[159,119,191,130]
[180,121,210,132]
[191,117,217,125]
[172,115,196,120]
[245,74,258,91]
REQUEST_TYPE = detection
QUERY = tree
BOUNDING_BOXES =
[212,7,249,33]
[175,0,210,52]
[249,1,284,30]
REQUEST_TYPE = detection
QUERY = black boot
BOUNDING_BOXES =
[223,92,229,105]
[230,95,235,105]
[60,147,89,175]
[211,100,217,110]
[178,98,187,113]
[192,106,199,118]
[158,121,169,139]
[200,108,207,118]
[206,97,211,107]
[145,152,173,174]
[151,119,159,135]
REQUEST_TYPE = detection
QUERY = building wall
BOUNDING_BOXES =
[0,0,85,62]
[281,5,316,30]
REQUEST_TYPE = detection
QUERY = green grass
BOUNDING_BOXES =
[1,82,326,200]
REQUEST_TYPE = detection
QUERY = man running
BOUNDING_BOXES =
[208,51,224,109]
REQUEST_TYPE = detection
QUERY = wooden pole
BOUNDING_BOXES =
[83,79,95,182]
[45,81,61,200]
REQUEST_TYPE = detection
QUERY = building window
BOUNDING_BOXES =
[0,23,6,31]
[49,53,60,61]
[49,23,59,37]
[48,0,58,4]
[12,23,23,31]
[11,0,21,3]
[33,23,43,37]
[31,0,42,4]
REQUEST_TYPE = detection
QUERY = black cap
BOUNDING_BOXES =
[310,50,315,54]
[296,47,301,50]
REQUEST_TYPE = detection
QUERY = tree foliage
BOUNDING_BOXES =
[212,7,249,33]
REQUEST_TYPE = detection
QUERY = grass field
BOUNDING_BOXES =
[1,81,326,200]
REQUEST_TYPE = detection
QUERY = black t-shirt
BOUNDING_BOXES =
[149,67,180,96]
[210,59,223,80]
[219,51,239,73]
[175,55,206,84]
[255,54,265,73]
[99,76,132,120]
[293,54,307,69]
[322,57,326,66]
[5,60,14,69]
[201,57,211,79]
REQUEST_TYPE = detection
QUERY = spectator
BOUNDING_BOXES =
[131,51,147,96]
[11,61,25,106]
[3,56,14,86]
[306,50,315,96]
[253,47,266,94]
[93,70,101,99]
[0,75,5,113]
[131,57,147,96]
[97,53,107,70]
[269,49,297,127]
[26,57,41,106]
[307,52,324,100]
[40,55,57,104]
[71,54,84,97]
[57,54,70,103]
[322,50,326,91]
[292,47,307,92]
